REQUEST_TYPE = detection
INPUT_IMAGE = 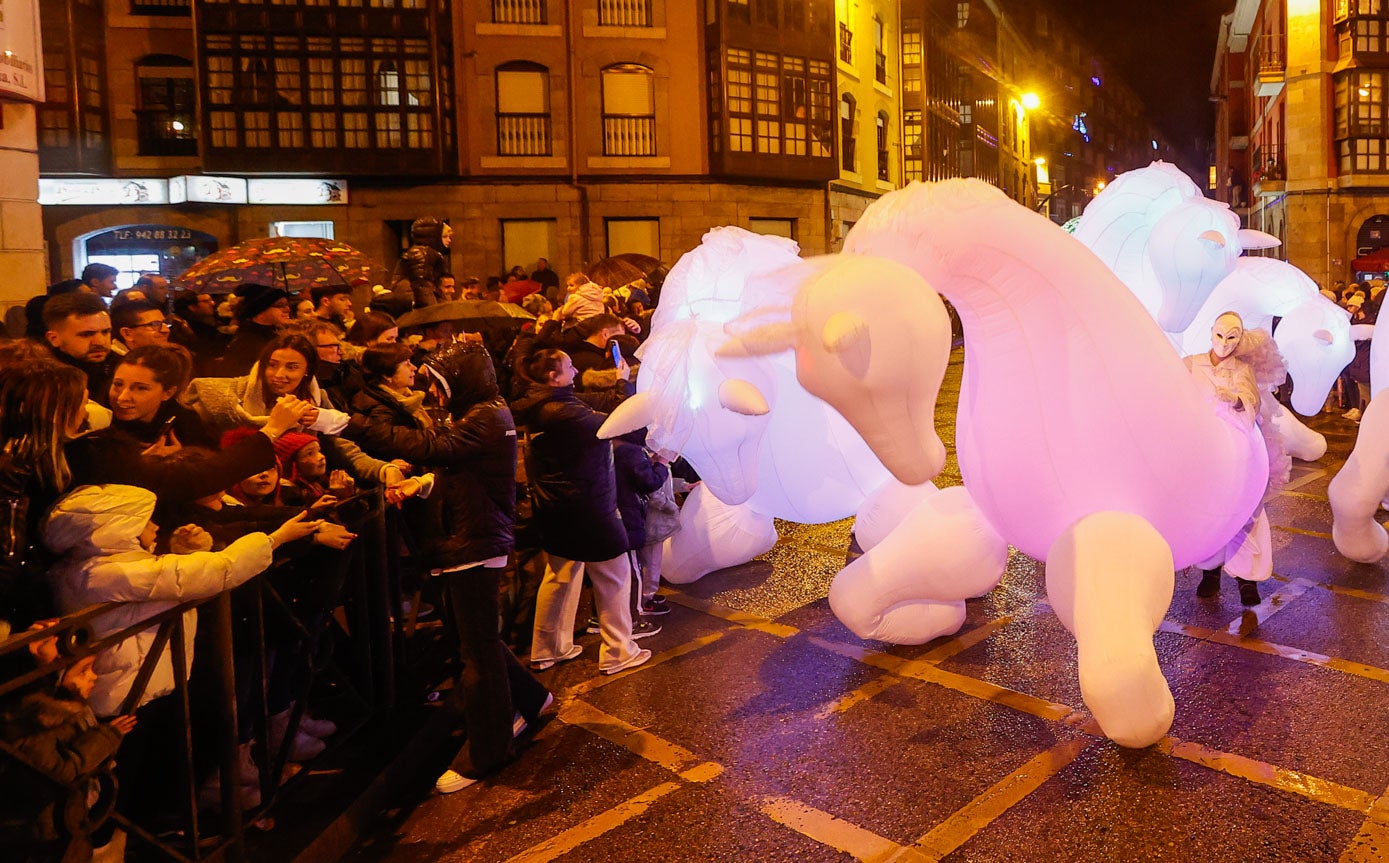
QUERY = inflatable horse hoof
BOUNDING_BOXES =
[1046,511,1176,748]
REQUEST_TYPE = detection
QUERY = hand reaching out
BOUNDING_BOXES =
[313,522,358,550]
[169,524,214,554]
[108,715,138,735]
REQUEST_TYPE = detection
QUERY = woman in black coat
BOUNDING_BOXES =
[343,342,551,793]
[509,349,649,677]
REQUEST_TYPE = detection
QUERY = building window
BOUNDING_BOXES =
[785,0,805,29]
[876,110,889,181]
[135,55,197,156]
[902,18,921,93]
[501,219,556,274]
[755,53,781,154]
[727,48,754,153]
[1338,70,1389,171]
[840,93,856,171]
[606,217,660,258]
[874,16,886,84]
[272,220,335,238]
[839,20,853,63]
[903,108,922,182]
[495,61,551,155]
[957,1,969,28]
[783,56,807,156]
[601,63,656,156]
[598,0,651,27]
[809,60,832,157]
[727,0,750,24]
[749,217,796,238]
[493,0,545,24]
[202,30,434,152]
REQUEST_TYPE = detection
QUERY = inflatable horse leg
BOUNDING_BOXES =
[1046,511,1175,748]
[1329,396,1389,563]
[1269,401,1328,462]
[830,487,1008,644]
[659,483,779,584]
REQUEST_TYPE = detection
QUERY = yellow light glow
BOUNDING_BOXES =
[1021,92,1041,111]
[1096,181,1107,192]
[1034,157,1046,165]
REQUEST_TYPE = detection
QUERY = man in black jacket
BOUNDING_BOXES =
[341,342,551,793]
[42,292,116,405]
[215,283,290,376]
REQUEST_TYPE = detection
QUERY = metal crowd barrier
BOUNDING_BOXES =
[0,488,406,863]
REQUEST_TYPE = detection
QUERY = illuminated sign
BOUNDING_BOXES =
[40,176,350,206]
[247,179,348,205]
[38,179,169,205]
[170,175,248,204]
[0,0,44,102]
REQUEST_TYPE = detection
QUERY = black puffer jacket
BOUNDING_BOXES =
[614,436,667,550]
[0,454,59,629]
[344,343,517,568]
[510,381,630,562]
[388,217,449,310]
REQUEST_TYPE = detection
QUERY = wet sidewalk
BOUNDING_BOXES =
[348,405,1389,862]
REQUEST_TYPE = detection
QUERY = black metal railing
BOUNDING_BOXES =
[131,0,190,15]
[0,491,399,863]
[136,109,198,157]
[602,115,656,156]
[496,113,552,156]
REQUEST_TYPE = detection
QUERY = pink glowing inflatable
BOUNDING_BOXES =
[731,178,1270,747]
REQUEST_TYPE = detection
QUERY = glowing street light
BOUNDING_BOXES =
[1021,92,1041,111]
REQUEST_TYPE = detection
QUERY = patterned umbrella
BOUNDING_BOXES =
[173,236,385,294]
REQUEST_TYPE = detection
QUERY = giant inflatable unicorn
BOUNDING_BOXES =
[597,227,1004,589]
[1075,162,1354,461]
[725,179,1270,748]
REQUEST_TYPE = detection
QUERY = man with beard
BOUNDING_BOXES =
[42,292,116,405]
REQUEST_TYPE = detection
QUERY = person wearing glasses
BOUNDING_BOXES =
[285,319,366,409]
[110,299,171,355]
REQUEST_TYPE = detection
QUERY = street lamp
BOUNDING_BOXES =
[1021,92,1041,112]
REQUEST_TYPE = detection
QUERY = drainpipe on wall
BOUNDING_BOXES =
[565,0,591,268]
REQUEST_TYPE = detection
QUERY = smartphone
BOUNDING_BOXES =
[609,339,623,366]
[158,415,177,437]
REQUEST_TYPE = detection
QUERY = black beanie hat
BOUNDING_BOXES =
[234,283,290,321]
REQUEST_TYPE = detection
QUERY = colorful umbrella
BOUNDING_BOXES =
[173,236,385,294]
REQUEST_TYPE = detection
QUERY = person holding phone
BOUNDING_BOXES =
[562,314,637,394]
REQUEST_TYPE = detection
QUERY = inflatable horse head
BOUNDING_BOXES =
[1075,161,1279,333]
[1276,295,1355,416]
[602,228,890,522]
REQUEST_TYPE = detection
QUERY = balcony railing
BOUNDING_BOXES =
[599,0,651,26]
[1256,33,1286,97]
[496,112,552,156]
[839,23,853,63]
[1252,144,1285,195]
[136,109,198,157]
[875,50,887,84]
[493,0,545,24]
[603,115,656,156]
[130,0,189,15]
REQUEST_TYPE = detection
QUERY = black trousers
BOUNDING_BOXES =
[443,564,550,778]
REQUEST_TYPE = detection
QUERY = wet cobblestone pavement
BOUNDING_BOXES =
[349,351,1389,862]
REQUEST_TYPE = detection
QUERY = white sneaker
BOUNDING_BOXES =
[601,648,652,676]
[435,769,478,794]
[529,644,583,671]
[513,692,556,737]
[1344,408,1363,421]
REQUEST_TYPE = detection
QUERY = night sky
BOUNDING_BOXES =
[1050,0,1231,177]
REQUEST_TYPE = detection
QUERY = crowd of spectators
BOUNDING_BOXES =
[1323,279,1382,422]
[0,260,674,861]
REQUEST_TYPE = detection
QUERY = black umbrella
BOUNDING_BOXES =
[395,300,534,329]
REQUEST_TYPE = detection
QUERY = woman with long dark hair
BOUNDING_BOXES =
[0,342,88,632]
[109,343,216,448]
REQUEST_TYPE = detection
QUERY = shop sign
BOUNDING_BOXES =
[247,179,348,205]
[0,0,44,102]
[170,175,248,204]
[38,178,169,206]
